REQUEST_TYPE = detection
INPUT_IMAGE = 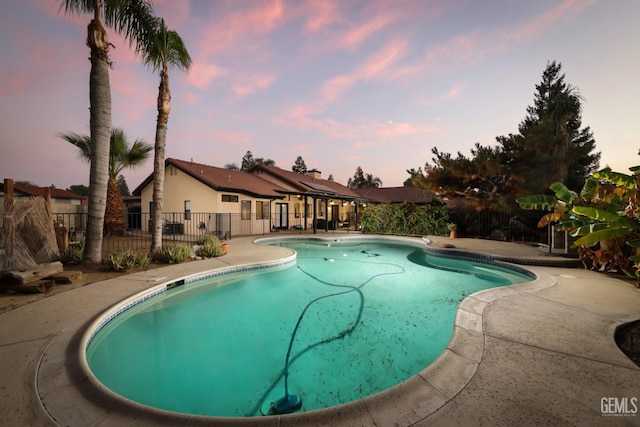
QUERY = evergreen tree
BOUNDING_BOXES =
[347,166,365,189]
[255,157,276,167]
[241,151,276,171]
[117,175,130,196]
[68,184,90,197]
[416,61,600,208]
[347,166,382,189]
[292,156,307,174]
[501,61,599,194]
[241,151,255,172]
[224,163,240,170]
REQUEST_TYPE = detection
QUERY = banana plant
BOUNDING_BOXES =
[518,166,640,284]
[569,167,640,281]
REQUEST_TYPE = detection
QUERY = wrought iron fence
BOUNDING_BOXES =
[53,210,353,257]
[449,209,546,243]
[52,208,546,257]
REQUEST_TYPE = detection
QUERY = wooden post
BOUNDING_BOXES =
[3,179,15,271]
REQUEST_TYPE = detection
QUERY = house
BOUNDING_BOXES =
[133,158,368,237]
[0,183,88,210]
[250,164,362,231]
[132,158,286,237]
[0,182,88,232]
[132,158,437,238]
[0,183,89,227]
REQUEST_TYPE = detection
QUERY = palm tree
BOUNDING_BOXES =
[363,174,382,189]
[58,0,155,262]
[59,128,152,235]
[136,17,192,252]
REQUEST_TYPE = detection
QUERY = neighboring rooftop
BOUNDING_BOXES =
[0,183,87,201]
[354,186,434,204]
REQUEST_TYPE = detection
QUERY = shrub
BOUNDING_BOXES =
[152,243,191,264]
[104,249,150,272]
[360,203,451,236]
[195,235,218,246]
[61,240,85,265]
[195,236,224,258]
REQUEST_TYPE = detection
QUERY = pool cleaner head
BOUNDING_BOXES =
[268,393,302,415]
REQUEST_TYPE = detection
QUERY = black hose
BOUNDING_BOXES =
[254,256,404,416]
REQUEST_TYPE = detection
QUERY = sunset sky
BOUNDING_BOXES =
[1,0,638,191]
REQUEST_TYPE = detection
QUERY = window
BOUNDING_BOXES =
[256,201,270,219]
[241,200,251,220]
[222,194,239,203]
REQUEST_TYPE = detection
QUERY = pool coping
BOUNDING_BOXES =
[33,236,585,426]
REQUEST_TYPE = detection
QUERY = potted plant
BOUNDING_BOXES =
[447,223,458,238]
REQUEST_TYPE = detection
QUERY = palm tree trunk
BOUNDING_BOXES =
[151,64,171,252]
[84,15,112,263]
[105,177,125,235]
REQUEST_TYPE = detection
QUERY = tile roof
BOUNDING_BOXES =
[251,164,361,199]
[354,186,434,204]
[0,183,87,200]
[132,158,286,198]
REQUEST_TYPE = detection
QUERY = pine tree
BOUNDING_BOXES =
[292,156,307,174]
[502,61,600,193]
[241,151,255,171]
[117,175,130,196]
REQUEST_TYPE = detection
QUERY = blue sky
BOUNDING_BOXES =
[0,0,638,190]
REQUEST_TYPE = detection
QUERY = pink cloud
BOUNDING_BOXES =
[342,13,398,48]
[304,0,341,32]
[154,0,191,29]
[373,120,438,138]
[183,92,200,105]
[200,0,285,56]
[319,37,408,103]
[360,37,408,79]
[422,83,466,106]
[511,0,598,43]
[231,74,276,99]
[208,129,252,146]
[321,75,356,103]
[417,0,598,75]
[187,62,226,89]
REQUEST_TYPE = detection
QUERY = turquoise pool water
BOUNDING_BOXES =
[86,240,531,417]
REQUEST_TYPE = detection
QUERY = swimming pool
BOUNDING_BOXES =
[83,237,533,417]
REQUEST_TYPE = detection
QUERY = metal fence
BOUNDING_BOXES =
[52,208,547,257]
[449,209,546,243]
[53,211,353,256]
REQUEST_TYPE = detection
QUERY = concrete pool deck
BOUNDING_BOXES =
[1,235,639,426]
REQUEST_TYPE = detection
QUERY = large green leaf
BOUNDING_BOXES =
[569,223,609,237]
[555,218,590,231]
[629,165,640,174]
[610,216,640,230]
[572,227,632,247]
[627,239,640,248]
[579,177,598,201]
[592,168,635,189]
[516,194,558,211]
[572,206,621,222]
[549,182,574,203]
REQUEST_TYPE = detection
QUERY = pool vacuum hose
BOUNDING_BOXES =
[265,256,403,416]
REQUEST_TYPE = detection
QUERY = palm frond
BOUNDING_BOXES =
[57,131,92,164]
